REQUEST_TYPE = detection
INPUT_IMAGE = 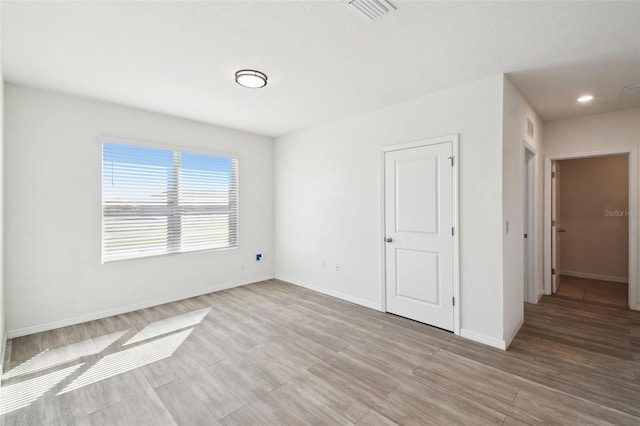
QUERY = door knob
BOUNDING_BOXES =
[558,229,566,233]
[385,237,393,243]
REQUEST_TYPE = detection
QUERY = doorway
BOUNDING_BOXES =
[382,135,459,332]
[523,143,536,303]
[545,150,638,310]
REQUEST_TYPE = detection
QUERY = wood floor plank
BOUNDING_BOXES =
[343,334,438,375]
[88,371,177,426]
[271,325,342,362]
[270,381,352,425]
[524,366,640,417]
[512,387,639,426]
[219,405,271,426]
[376,378,506,426]
[221,392,312,426]
[53,375,121,418]
[356,410,399,426]
[435,336,533,377]
[289,371,371,424]
[500,414,533,426]
[412,350,521,403]
[359,326,441,358]
[520,322,634,360]
[308,362,394,409]
[205,354,284,404]
[138,347,202,389]
[247,340,322,382]
[322,350,400,395]
[153,378,224,425]
[509,333,639,381]
[179,369,244,419]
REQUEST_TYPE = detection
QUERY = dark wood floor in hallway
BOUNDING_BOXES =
[556,274,629,308]
[1,279,639,425]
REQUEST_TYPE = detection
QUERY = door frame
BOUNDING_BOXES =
[380,134,460,335]
[523,141,537,303]
[551,161,558,294]
[543,148,638,310]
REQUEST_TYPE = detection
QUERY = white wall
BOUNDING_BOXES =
[275,75,508,345]
[501,77,543,343]
[0,8,6,368]
[544,108,640,308]
[4,84,274,335]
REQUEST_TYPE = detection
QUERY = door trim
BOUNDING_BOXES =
[523,141,537,304]
[380,134,460,335]
[543,148,638,311]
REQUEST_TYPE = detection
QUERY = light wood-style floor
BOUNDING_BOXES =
[556,274,629,308]
[1,279,639,425]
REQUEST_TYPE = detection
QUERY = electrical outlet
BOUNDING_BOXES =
[320,259,326,269]
[335,264,340,272]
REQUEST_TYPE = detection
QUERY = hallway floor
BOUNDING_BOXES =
[556,275,628,308]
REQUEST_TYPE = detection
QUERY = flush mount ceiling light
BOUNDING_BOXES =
[577,94,594,103]
[235,69,267,89]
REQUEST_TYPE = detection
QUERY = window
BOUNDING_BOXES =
[102,141,238,263]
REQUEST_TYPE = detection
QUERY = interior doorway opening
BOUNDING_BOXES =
[545,150,638,310]
[523,143,536,304]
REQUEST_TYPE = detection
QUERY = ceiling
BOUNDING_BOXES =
[2,1,639,137]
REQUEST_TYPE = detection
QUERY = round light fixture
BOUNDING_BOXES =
[577,94,594,103]
[235,69,267,88]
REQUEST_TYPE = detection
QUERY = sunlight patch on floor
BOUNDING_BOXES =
[0,364,83,415]
[58,328,193,395]
[2,330,128,380]
[124,308,210,345]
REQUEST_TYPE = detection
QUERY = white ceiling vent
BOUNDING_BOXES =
[622,84,640,98]
[347,0,396,21]
[526,117,535,138]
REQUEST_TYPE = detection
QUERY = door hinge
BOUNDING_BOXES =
[552,268,556,275]
[451,227,455,236]
[552,220,556,227]
[448,156,454,167]
[452,297,455,306]
[524,233,528,238]
[552,171,556,178]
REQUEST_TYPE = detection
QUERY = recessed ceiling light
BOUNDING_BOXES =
[235,69,267,89]
[577,94,593,103]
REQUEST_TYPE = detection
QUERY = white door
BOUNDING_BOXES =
[384,141,454,331]
[551,161,558,293]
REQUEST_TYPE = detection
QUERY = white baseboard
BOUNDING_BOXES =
[460,328,507,350]
[525,286,544,305]
[559,270,628,283]
[277,275,383,312]
[7,275,274,339]
[503,318,524,349]
[0,332,6,378]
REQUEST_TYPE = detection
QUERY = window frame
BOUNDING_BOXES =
[99,135,240,264]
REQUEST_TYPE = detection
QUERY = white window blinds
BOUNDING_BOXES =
[102,141,238,263]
